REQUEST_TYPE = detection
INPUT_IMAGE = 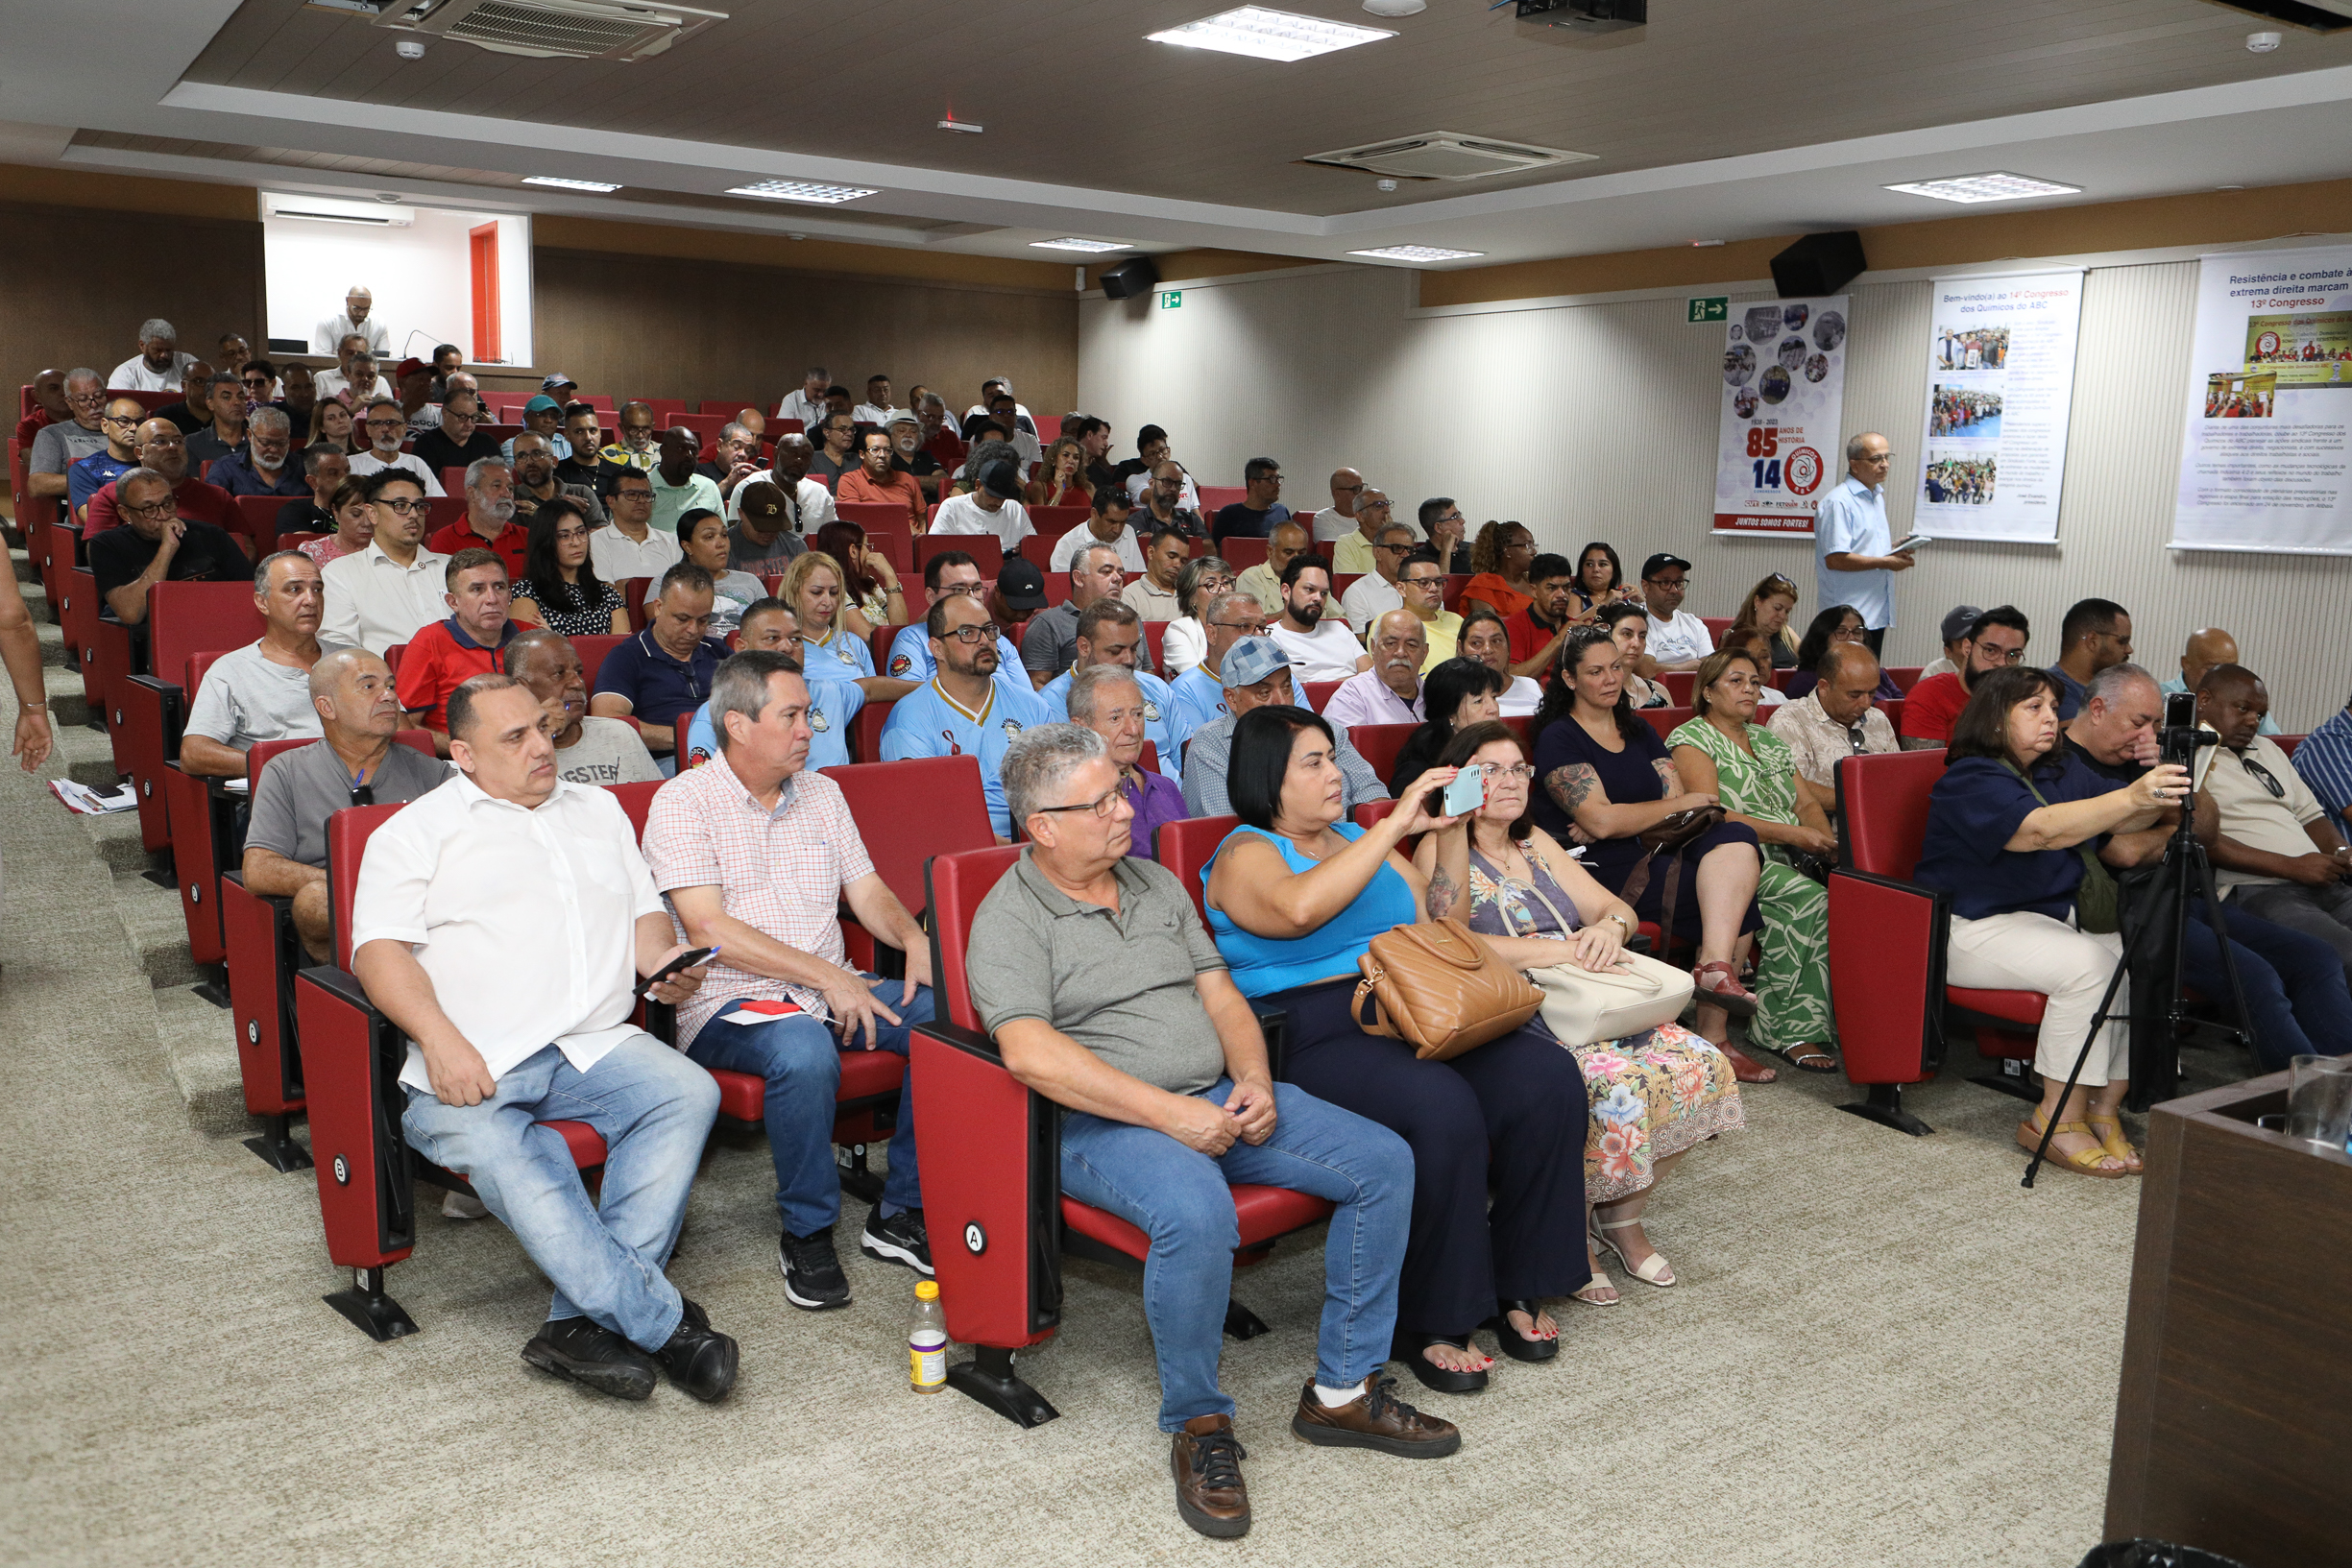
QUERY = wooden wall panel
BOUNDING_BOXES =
[531,247,1079,417]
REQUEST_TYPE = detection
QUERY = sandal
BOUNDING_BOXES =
[1593,1218,1675,1288]
[1714,1039,1777,1084]
[2015,1114,2130,1179]
[1773,1041,1838,1074]
[1690,960,1758,1020]
[1392,1332,1491,1394]
[1482,1297,1561,1362]
[1571,1255,1620,1307]
[2082,1112,2145,1175]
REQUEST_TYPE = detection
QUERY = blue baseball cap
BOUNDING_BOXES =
[523,394,561,414]
[1221,635,1292,692]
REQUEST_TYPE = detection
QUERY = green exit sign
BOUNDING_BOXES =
[1687,296,1728,324]
[1159,290,1182,309]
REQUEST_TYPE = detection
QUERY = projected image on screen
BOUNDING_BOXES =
[261,193,532,368]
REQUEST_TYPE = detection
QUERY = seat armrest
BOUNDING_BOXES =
[294,966,418,1266]
[1826,870,1948,1087]
[910,1021,1060,1348]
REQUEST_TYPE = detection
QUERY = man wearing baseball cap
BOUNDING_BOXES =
[1178,636,1390,819]
[541,372,579,400]
[1921,603,1981,681]
[1638,552,1713,671]
[502,394,571,465]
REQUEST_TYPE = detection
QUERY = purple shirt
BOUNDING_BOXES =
[1123,766,1188,859]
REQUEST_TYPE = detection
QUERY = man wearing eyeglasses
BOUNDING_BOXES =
[412,389,502,477]
[1329,487,1397,578]
[1338,520,1413,637]
[1899,605,2030,750]
[1167,590,1264,739]
[25,369,105,505]
[65,397,148,523]
[1767,641,1899,805]
[1637,553,1713,673]
[879,591,1052,841]
[80,418,239,541]
[884,551,1026,691]
[2201,663,2352,985]
[347,398,445,496]
[596,401,661,485]
[1393,550,1462,669]
[1131,459,1207,542]
[86,468,253,626]
[320,471,454,654]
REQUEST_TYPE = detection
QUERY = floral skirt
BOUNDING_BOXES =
[1551,1021,1743,1205]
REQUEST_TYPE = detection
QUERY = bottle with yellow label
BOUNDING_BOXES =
[909,1278,947,1393]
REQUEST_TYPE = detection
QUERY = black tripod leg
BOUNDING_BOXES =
[2023,928,2137,1189]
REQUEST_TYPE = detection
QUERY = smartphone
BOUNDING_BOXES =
[643,945,718,993]
[2163,690,2196,731]
[1441,769,1485,817]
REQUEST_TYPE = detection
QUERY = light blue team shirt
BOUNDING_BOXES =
[1167,664,1228,748]
[1813,473,1895,632]
[879,677,1052,837]
[801,625,875,686]
[1037,665,1186,780]
[884,622,1031,696]
[680,672,863,774]
[2158,673,2278,736]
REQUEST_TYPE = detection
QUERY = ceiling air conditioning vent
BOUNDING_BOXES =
[1302,132,1594,182]
[327,0,726,60]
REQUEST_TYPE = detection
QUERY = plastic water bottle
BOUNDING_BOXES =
[909,1279,947,1393]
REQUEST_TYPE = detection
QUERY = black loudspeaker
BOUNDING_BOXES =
[1100,256,1162,301]
[1770,231,1866,299]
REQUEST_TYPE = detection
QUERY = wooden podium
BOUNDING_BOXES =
[2106,1071,2352,1565]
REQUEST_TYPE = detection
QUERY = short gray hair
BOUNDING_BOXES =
[249,406,290,436]
[720,422,752,444]
[463,456,510,493]
[1845,432,1883,462]
[2086,662,2159,710]
[137,318,176,342]
[252,549,312,593]
[115,466,170,504]
[1065,663,1140,725]
[65,366,100,390]
[1002,723,1107,832]
[706,649,801,754]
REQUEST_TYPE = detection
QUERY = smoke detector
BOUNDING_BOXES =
[310,0,726,61]
[1304,131,1593,181]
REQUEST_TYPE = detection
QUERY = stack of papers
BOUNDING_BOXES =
[50,779,137,814]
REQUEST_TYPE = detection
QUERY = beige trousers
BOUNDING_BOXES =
[1945,910,2129,1088]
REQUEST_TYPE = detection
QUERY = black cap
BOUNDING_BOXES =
[1640,551,1692,579]
[978,459,1023,500]
[996,557,1048,612]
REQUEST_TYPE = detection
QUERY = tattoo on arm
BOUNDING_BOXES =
[1653,759,1681,799]
[1427,865,1458,919]
[1545,762,1599,815]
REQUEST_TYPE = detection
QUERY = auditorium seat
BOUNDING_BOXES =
[918,535,1001,576]
[616,576,651,633]
[1152,813,1239,930]
[849,699,892,764]
[1014,535,1053,573]
[1219,537,1268,569]
[1142,620,1165,671]
[830,509,912,570]
[1196,486,1247,515]
[909,843,1333,1427]
[1886,665,1924,692]
[1661,671,1695,706]
[1346,722,1418,789]
[1700,615,1733,643]
[1641,705,1693,741]
[117,582,266,855]
[1829,748,2047,1138]
[818,755,994,976]
[1302,680,1342,713]
[2275,733,2305,759]
[1027,505,1087,541]
[233,495,286,556]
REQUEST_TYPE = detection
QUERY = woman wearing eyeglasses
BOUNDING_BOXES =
[1915,666,2186,1177]
[511,498,628,635]
[1158,555,1236,679]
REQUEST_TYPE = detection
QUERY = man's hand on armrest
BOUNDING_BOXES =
[352,937,494,1106]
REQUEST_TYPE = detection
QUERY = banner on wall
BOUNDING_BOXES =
[2171,245,2352,554]
[1908,270,2083,545]
[1711,297,1848,538]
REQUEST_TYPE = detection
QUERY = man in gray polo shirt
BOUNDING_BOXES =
[968,723,1453,1541]
[241,646,449,962]
[1179,636,1388,819]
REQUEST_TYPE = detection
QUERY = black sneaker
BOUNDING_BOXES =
[779,1226,851,1311]
[859,1206,934,1276]
[521,1316,656,1401]
[656,1297,740,1403]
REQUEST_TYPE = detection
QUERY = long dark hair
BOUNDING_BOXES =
[1439,719,1534,841]
[813,519,882,603]
[1948,664,2062,772]
[1794,603,1861,675]
[1536,624,1640,743]
[521,497,602,613]
[1574,540,1623,593]
[1388,657,1509,796]
[1228,705,1334,831]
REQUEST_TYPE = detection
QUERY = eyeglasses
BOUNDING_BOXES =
[241,375,272,389]
[943,622,1001,644]
[1476,763,1535,782]
[365,417,406,429]
[375,497,430,517]
[2241,755,2285,798]
[1034,784,1125,820]
[1399,573,1444,589]
[101,413,139,428]
[554,526,590,543]
[937,582,986,599]
[122,498,177,519]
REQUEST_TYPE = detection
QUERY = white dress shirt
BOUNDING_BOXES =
[932,492,1035,547]
[314,313,391,354]
[351,775,664,1092]
[1321,669,1424,730]
[774,389,827,430]
[1050,523,1144,573]
[852,401,901,426]
[589,522,685,584]
[349,449,447,497]
[722,470,837,531]
[322,541,452,654]
[1339,573,1403,636]
[1272,619,1369,685]
[316,371,396,406]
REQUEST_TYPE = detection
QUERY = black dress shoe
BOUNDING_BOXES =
[521,1316,656,1401]
[1483,1298,1560,1363]
[1391,1331,1489,1394]
[656,1296,740,1403]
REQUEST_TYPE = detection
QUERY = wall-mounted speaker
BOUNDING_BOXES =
[1100,256,1162,301]
[1770,230,1866,299]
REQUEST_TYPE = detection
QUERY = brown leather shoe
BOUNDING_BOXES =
[1171,1414,1250,1538]
[1291,1374,1462,1459]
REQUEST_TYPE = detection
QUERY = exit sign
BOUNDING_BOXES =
[1159,290,1182,309]
[1687,296,1728,324]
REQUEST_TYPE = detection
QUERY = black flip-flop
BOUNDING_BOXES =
[1774,1042,1839,1073]
[1392,1332,1490,1393]
[1482,1298,1560,1363]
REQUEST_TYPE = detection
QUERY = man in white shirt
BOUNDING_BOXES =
[1321,611,1427,730]
[1637,552,1712,671]
[648,427,724,541]
[346,400,446,496]
[178,550,335,778]
[722,432,837,533]
[850,374,901,427]
[316,348,395,408]
[1269,559,1370,685]
[1812,432,1914,657]
[322,470,452,653]
[107,319,195,393]
[775,366,829,432]
[1049,488,1145,572]
[312,285,390,355]
[1124,433,1202,513]
[352,673,738,1402]
[1311,467,1366,544]
[1339,521,1413,635]
[964,375,1035,436]
[592,470,687,583]
[931,459,1034,548]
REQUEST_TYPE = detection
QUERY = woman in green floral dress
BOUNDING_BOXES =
[1666,647,1839,1072]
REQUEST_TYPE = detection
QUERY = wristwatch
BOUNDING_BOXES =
[1603,911,1637,938]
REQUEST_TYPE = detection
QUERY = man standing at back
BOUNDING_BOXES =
[352,674,738,1402]
[1812,432,1913,656]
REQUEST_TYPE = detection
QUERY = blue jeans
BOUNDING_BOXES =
[1058,1078,1412,1432]
[684,976,933,1235]
[2186,905,2352,1070]
[400,1034,718,1352]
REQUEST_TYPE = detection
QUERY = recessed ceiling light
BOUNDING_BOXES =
[1148,6,1395,61]
[1347,244,1485,263]
[1882,172,2082,205]
[523,176,621,193]
[1031,237,1132,253]
[724,180,882,205]
[1363,0,1425,13]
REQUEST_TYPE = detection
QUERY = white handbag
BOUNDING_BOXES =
[1500,864,1694,1049]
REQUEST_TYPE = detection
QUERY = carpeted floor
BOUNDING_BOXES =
[0,670,2183,1568]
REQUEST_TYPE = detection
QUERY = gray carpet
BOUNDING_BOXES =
[0,662,2173,1567]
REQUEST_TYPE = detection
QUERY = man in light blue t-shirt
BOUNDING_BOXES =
[1036,599,1187,780]
[1812,431,1915,657]
[680,599,862,773]
[879,593,1050,839]
[883,547,1030,695]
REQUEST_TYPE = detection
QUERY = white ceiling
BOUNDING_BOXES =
[3,0,2351,273]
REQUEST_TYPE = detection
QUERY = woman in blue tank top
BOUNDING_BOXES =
[1204,707,1592,1395]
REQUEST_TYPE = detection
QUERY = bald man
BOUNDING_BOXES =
[2160,627,2278,736]
[1311,466,1366,543]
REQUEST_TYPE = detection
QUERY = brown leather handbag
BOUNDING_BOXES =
[1618,803,1727,940]
[1351,918,1543,1062]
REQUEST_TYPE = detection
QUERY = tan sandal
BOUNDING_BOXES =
[2015,1115,2129,1179]
[2082,1112,2145,1175]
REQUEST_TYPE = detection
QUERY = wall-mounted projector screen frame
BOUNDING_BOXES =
[260,191,533,367]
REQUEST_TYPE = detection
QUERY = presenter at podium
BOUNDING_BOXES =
[313,284,390,355]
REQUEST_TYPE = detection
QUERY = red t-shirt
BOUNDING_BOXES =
[16,409,55,449]
[924,428,967,470]
[395,617,516,733]
[1899,671,1968,742]
[1502,607,1568,667]
[81,475,238,540]
[427,519,530,582]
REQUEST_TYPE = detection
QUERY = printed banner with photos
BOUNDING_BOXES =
[1712,298,1849,538]
[2171,244,2352,554]
[1909,270,2084,544]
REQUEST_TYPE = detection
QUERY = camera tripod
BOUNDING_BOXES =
[2023,762,2254,1188]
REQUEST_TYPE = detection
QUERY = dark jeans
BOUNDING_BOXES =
[2185,905,2352,1070]
[1275,978,1590,1339]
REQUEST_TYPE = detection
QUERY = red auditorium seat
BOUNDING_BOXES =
[918,534,1002,577]
[2275,734,2305,759]
[1142,620,1165,671]
[1197,486,1247,515]
[1661,671,1695,706]
[910,843,1333,1427]
[1346,722,1418,789]
[1700,615,1733,643]
[232,495,286,556]
[615,576,651,633]
[1219,537,1268,569]
[866,623,903,677]
[830,509,912,571]
[1028,505,1087,541]
[1829,749,2048,1137]
[1301,680,1342,712]
[849,699,892,764]
[570,633,627,686]
[819,757,993,975]
[1886,665,1924,693]
[1152,813,1239,929]
[1640,705,1692,741]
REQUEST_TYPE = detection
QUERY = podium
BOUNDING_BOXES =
[2106,1071,2352,1564]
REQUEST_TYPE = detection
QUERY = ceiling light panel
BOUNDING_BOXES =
[724,179,880,204]
[1031,237,1132,253]
[1347,244,1485,262]
[1882,172,2082,205]
[1147,6,1395,61]
[522,176,620,192]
